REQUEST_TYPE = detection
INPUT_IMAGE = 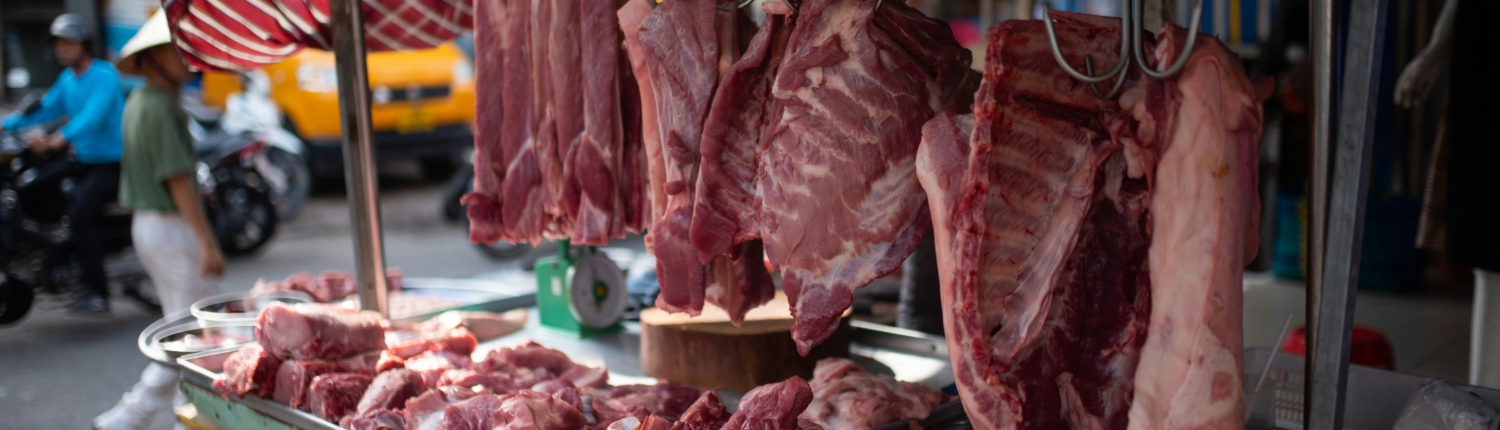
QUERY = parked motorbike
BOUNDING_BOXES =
[0,93,154,325]
[441,154,530,260]
[188,110,281,257]
[188,71,311,222]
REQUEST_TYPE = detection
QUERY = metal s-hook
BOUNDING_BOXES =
[1039,0,1133,85]
[716,0,755,11]
[1131,0,1203,79]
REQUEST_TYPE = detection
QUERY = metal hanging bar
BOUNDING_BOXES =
[1305,0,1389,427]
[330,0,391,317]
[1306,0,1336,377]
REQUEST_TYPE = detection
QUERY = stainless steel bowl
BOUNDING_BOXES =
[191,291,311,327]
[150,322,257,359]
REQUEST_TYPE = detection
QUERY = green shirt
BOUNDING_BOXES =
[120,86,196,213]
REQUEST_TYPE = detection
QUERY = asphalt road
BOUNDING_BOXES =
[0,168,552,429]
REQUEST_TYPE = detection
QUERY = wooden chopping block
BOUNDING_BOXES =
[640,291,850,390]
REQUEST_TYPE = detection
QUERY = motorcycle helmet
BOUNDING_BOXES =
[49,14,92,43]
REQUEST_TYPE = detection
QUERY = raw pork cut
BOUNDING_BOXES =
[720,376,819,430]
[635,0,721,316]
[799,358,944,429]
[914,14,1263,430]
[406,350,476,388]
[440,394,503,430]
[214,343,281,399]
[494,390,589,430]
[386,325,478,359]
[570,0,626,244]
[273,359,351,410]
[753,0,978,353]
[589,383,704,424]
[607,416,673,430]
[341,409,409,430]
[483,341,609,389]
[404,390,454,430]
[256,302,386,360]
[668,391,728,430]
[358,369,428,416]
[308,373,374,423]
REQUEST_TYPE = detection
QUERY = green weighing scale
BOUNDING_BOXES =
[535,240,629,337]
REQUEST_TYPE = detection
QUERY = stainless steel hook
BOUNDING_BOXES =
[1039,0,1205,99]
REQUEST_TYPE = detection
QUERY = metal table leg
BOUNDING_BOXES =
[330,0,390,316]
[1306,0,1389,427]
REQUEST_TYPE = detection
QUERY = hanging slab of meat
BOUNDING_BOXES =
[466,0,527,244]
[1122,25,1266,430]
[799,358,945,429]
[636,0,721,315]
[570,0,627,245]
[915,13,1263,430]
[757,0,977,354]
[618,0,668,236]
[256,302,386,360]
[273,359,351,410]
[308,373,375,423]
[214,343,282,399]
[720,376,821,430]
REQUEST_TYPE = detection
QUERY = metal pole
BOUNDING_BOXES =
[1306,0,1387,427]
[330,0,390,316]
[1304,0,1334,413]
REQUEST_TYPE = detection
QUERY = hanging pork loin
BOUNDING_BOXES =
[915,13,1267,430]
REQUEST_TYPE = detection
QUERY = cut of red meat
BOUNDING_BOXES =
[495,390,588,430]
[273,359,350,410]
[213,343,281,399]
[756,0,978,355]
[557,365,609,389]
[915,14,1263,430]
[466,0,509,244]
[256,302,386,360]
[387,327,478,359]
[570,0,626,245]
[308,373,374,423]
[341,409,408,430]
[607,415,673,430]
[590,383,703,424]
[439,369,517,393]
[403,390,453,430]
[358,369,428,416]
[480,341,603,389]
[721,376,814,430]
[377,351,407,373]
[667,391,727,430]
[618,0,667,238]
[800,358,944,429]
[635,0,720,316]
[309,271,356,303]
[405,350,476,389]
[439,394,502,430]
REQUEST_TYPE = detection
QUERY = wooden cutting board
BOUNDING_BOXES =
[640,291,850,390]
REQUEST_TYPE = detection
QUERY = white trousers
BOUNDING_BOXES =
[1474,269,1500,389]
[97,212,219,430]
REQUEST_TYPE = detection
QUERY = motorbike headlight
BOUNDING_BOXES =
[295,64,339,92]
[453,57,474,86]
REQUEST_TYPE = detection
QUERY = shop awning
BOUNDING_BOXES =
[162,0,473,73]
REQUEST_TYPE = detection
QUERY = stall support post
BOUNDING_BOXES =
[330,0,390,316]
[1305,0,1388,427]
[1305,0,1335,371]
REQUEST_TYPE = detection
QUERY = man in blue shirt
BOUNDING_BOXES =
[0,14,127,313]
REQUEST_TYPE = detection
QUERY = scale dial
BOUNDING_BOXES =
[567,254,627,329]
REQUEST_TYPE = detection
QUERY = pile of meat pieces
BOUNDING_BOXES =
[222,302,919,430]
[914,13,1269,430]
[250,269,405,303]
[469,0,978,345]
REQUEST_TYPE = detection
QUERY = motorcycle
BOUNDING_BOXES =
[441,153,531,260]
[0,93,154,324]
[189,71,311,222]
[188,108,281,257]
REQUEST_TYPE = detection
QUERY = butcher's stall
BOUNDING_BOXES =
[145,0,1500,426]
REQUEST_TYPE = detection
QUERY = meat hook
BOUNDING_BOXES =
[716,0,756,11]
[1039,0,1205,98]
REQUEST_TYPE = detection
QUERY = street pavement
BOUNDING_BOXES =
[0,168,556,429]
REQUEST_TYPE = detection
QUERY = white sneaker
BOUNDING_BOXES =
[92,399,154,430]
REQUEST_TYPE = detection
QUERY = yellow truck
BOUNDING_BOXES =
[201,42,475,179]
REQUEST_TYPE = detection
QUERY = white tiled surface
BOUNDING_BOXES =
[1243,274,1473,382]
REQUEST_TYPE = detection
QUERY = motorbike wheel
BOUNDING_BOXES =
[0,278,35,325]
[212,180,280,256]
[475,241,530,260]
[265,148,312,222]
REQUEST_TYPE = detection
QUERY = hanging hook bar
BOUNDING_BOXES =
[1131,0,1203,79]
[1039,0,1132,84]
[1085,56,1130,99]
